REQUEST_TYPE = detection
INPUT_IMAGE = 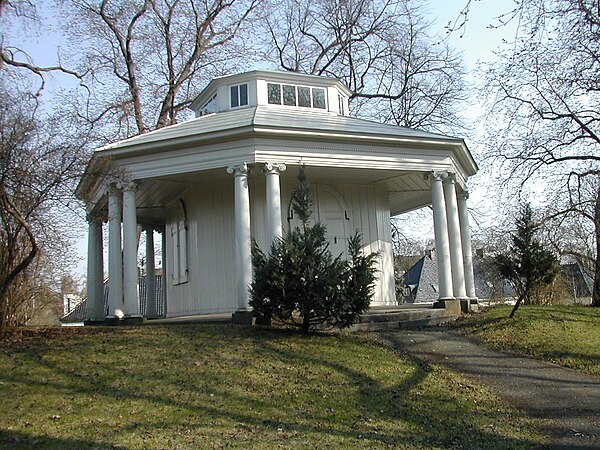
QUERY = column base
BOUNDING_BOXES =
[469,298,479,312]
[83,319,106,326]
[232,310,255,325]
[121,316,144,325]
[433,299,461,315]
[460,299,471,313]
[100,316,143,326]
[254,314,272,326]
[103,316,120,326]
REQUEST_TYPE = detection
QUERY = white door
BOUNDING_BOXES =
[316,185,348,260]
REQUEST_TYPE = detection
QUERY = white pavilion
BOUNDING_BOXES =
[76,70,478,323]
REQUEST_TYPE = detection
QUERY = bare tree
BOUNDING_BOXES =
[60,0,261,139]
[541,175,599,285]
[483,0,600,305]
[0,1,87,95]
[262,0,467,134]
[0,81,88,336]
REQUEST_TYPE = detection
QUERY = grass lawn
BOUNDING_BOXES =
[452,305,600,377]
[0,324,551,449]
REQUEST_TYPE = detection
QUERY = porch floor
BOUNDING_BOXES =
[144,302,455,330]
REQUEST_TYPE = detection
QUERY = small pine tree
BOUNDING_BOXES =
[495,204,560,317]
[250,169,378,332]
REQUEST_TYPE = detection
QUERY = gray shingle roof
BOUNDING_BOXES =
[98,106,465,155]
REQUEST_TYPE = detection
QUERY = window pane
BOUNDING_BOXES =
[268,83,281,104]
[312,88,326,109]
[200,93,217,116]
[298,86,311,107]
[239,84,248,106]
[230,85,239,108]
[283,84,296,106]
[338,94,345,115]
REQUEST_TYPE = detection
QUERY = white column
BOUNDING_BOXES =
[227,164,252,310]
[86,216,104,321]
[264,163,286,244]
[122,184,140,317]
[161,226,167,316]
[443,174,467,299]
[458,191,477,299]
[429,171,453,300]
[145,227,157,318]
[107,185,123,318]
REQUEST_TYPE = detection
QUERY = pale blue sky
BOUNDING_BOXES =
[3,0,518,277]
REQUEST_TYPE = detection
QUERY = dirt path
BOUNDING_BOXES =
[377,329,600,449]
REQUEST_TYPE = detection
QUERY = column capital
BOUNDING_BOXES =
[443,172,457,183]
[227,163,249,177]
[108,180,136,193]
[108,183,121,195]
[86,211,103,223]
[264,162,287,174]
[458,190,470,201]
[427,171,449,182]
[122,181,137,192]
[115,180,137,192]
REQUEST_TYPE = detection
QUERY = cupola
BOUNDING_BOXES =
[189,70,352,117]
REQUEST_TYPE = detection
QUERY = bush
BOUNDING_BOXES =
[250,170,378,332]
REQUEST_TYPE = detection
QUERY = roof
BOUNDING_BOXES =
[403,253,519,302]
[561,263,594,297]
[97,105,469,156]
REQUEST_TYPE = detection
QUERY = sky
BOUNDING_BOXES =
[3,0,519,278]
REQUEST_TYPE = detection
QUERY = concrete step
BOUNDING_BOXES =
[358,308,449,324]
[349,307,458,332]
[350,315,457,332]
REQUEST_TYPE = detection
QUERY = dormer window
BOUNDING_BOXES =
[338,93,346,116]
[230,83,248,108]
[267,83,327,110]
[198,92,217,116]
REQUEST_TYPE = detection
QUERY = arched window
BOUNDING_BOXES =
[171,199,188,285]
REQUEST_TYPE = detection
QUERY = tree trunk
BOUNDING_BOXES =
[592,182,600,306]
[301,305,311,333]
[510,294,525,318]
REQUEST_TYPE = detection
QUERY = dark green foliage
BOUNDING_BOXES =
[494,204,560,318]
[250,169,378,332]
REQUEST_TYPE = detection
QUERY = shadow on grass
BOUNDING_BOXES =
[0,324,544,449]
[0,429,120,450]
[448,305,600,375]
[458,305,600,325]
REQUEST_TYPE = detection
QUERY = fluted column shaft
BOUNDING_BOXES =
[265,163,286,244]
[227,164,252,310]
[108,186,123,317]
[458,192,477,299]
[86,217,104,321]
[443,175,467,299]
[122,184,140,317]
[145,227,157,318]
[430,172,454,300]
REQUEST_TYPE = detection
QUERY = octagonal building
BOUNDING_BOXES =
[77,70,478,323]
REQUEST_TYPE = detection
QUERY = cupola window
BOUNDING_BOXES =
[267,83,327,110]
[230,83,248,108]
[312,88,326,109]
